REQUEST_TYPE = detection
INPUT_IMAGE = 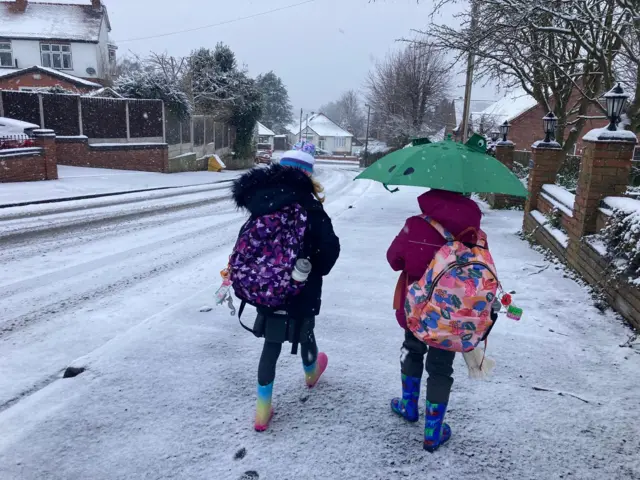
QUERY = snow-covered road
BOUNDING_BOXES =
[1,164,639,480]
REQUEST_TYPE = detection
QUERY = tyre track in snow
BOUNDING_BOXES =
[0,166,365,411]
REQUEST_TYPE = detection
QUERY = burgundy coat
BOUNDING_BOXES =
[387,189,483,329]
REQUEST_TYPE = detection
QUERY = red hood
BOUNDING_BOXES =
[417,189,482,240]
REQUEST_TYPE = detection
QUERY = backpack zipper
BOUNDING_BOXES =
[425,261,498,303]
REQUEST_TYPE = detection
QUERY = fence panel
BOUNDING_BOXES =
[181,118,192,144]
[165,111,182,145]
[128,99,163,138]
[1,91,41,126]
[43,94,79,136]
[214,122,224,147]
[193,116,205,146]
[81,97,127,138]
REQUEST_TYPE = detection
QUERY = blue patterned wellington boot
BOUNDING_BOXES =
[423,400,452,452]
[390,374,421,422]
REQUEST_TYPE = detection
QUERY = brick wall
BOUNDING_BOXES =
[526,210,640,330]
[0,72,96,94]
[57,137,169,173]
[0,148,46,182]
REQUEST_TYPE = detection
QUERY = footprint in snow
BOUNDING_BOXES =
[238,471,259,480]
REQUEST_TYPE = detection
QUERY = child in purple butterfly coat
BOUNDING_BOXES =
[231,153,340,431]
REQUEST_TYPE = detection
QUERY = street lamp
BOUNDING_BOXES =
[542,112,557,143]
[604,83,629,131]
[490,130,499,142]
[499,121,510,142]
[363,103,371,167]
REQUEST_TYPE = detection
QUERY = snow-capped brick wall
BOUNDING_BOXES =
[57,137,168,173]
[524,143,563,216]
[0,148,46,182]
[524,131,640,329]
[568,139,636,243]
[483,142,525,209]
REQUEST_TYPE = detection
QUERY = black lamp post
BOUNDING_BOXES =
[499,121,510,142]
[542,112,557,143]
[490,130,499,142]
[604,83,629,131]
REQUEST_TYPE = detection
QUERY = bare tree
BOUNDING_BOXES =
[319,90,366,137]
[147,51,188,84]
[366,41,450,147]
[427,0,638,152]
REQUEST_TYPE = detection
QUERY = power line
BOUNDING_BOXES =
[117,0,316,44]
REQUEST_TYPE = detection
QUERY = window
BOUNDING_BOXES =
[334,136,346,148]
[108,48,117,74]
[0,41,12,67]
[41,43,72,70]
[318,137,326,149]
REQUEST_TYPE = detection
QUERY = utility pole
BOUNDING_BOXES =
[299,108,303,142]
[460,0,479,143]
[362,103,371,168]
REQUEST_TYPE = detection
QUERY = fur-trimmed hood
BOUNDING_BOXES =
[232,164,317,216]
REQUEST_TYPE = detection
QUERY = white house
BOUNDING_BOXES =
[256,121,275,150]
[288,113,353,154]
[0,0,116,84]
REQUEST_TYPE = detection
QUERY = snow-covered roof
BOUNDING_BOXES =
[290,113,353,138]
[0,1,107,42]
[0,65,102,87]
[86,86,122,98]
[476,88,538,127]
[257,122,275,137]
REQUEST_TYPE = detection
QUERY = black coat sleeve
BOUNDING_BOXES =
[307,207,340,277]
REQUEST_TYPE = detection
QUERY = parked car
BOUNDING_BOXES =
[255,149,272,165]
[0,117,39,150]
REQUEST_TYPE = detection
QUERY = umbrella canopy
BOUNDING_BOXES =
[355,134,528,197]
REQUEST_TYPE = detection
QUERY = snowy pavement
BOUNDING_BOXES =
[0,165,243,206]
[1,165,639,480]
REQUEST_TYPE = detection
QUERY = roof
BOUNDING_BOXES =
[290,113,353,138]
[0,1,108,42]
[257,121,275,136]
[0,65,102,87]
[475,88,538,127]
[86,86,122,97]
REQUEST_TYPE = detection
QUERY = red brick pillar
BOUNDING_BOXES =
[490,141,516,208]
[33,129,58,180]
[523,142,563,231]
[567,130,636,252]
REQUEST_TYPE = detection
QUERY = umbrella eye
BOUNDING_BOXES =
[403,167,415,175]
[477,139,486,148]
[388,165,396,173]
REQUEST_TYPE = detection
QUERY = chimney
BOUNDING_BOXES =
[14,0,28,12]
[91,0,101,8]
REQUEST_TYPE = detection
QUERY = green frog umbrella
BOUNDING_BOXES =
[356,134,528,197]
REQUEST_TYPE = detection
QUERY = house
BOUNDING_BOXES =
[288,113,353,154]
[0,0,116,88]
[0,65,102,92]
[256,121,275,150]
[475,87,615,154]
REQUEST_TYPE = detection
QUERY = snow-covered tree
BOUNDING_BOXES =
[427,0,636,151]
[319,90,366,137]
[366,42,450,147]
[256,71,293,134]
[187,43,262,158]
[115,70,191,120]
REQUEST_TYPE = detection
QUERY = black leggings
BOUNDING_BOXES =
[258,331,318,386]
[400,330,455,404]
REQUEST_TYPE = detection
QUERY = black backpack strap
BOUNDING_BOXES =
[237,301,256,334]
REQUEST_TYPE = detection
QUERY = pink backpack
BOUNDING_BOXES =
[405,216,500,353]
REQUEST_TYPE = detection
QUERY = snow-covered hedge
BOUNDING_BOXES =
[601,198,640,283]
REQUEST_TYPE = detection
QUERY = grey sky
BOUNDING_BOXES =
[45,0,498,111]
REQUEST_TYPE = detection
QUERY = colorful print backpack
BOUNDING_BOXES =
[229,204,307,308]
[405,216,499,353]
